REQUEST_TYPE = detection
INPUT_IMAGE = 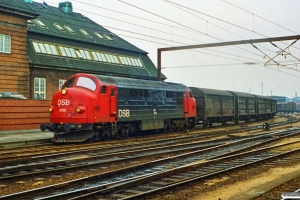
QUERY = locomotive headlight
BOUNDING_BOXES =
[76,106,86,113]
[48,106,53,112]
[61,89,67,95]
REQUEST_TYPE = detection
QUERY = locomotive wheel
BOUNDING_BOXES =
[203,122,207,129]
[100,130,111,141]
[163,123,170,133]
[123,128,129,138]
[102,133,110,140]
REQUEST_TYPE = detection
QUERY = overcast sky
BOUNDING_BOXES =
[37,0,300,97]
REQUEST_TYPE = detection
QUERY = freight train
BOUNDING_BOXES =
[277,102,296,114]
[40,73,277,142]
[190,88,277,128]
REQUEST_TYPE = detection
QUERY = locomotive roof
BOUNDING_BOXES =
[228,91,255,98]
[93,74,188,91]
[189,87,234,97]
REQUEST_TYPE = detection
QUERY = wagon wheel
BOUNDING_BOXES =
[222,120,226,126]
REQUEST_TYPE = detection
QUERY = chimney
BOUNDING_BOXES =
[59,1,73,14]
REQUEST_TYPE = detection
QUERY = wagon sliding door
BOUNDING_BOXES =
[206,97,221,117]
[222,97,234,117]
[248,98,256,115]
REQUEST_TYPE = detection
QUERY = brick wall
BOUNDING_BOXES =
[0,13,30,98]
[0,99,51,131]
[31,68,75,100]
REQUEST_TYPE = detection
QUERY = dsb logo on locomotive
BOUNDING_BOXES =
[57,99,70,106]
[119,109,130,118]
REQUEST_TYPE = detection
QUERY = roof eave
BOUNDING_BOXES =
[0,6,39,19]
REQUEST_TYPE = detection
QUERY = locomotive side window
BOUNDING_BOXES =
[76,77,96,91]
[100,86,107,94]
[111,89,115,96]
[62,77,75,88]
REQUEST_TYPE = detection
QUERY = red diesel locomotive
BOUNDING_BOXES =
[40,73,196,142]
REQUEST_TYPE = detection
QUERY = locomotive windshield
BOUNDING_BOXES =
[76,77,97,91]
[62,77,75,88]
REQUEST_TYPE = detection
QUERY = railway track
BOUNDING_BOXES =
[1,127,300,199]
[2,115,289,165]
[80,143,300,200]
[0,114,296,150]
[253,172,300,200]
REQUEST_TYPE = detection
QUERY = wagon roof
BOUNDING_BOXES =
[228,91,255,98]
[252,94,272,100]
[189,87,234,97]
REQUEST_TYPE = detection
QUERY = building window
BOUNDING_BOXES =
[28,20,35,26]
[104,34,113,41]
[94,32,104,39]
[34,78,46,99]
[79,29,92,38]
[59,79,66,89]
[64,25,76,34]
[34,19,48,28]
[53,23,66,32]
[0,34,11,53]
[31,40,144,67]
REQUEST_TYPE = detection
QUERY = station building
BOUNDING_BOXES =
[0,0,162,100]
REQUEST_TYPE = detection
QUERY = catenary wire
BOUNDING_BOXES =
[221,0,298,35]
[43,1,300,77]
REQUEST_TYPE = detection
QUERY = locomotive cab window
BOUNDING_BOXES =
[100,86,107,94]
[76,77,96,91]
[62,77,75,88]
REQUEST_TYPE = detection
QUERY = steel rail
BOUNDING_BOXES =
[85,144,300,200]
[1,128,299,199]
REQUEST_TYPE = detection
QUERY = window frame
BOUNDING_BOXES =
[0,34,11,53]
[59,79,66,90]
[34,77,46,99]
